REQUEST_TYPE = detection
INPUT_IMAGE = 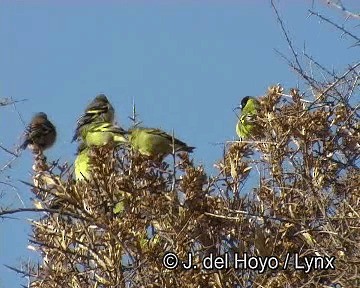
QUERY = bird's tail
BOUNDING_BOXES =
[19,140,29,151]
[71,127,81,143]
[178,146,195,153]
[185,146,195,153]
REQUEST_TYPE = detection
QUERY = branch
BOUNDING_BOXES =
[0,97,27,106]
[309,9,360,45]
[271,0,320,90]
[323,0,360,20]
[0,144,19,157]
[0,207,88,222]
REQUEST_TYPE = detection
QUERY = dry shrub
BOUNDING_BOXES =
[25,83,359,288]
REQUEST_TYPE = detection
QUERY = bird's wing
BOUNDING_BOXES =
[145,129,172,140]
[146,128,191,147]
[90,122,127,134]
[72,113,104,141]
[20,121,52,149]
[85,101,110,115]
[241,113,256,124]
[75,99,111,129]
[76,113,97,127]
[29,122,53,138]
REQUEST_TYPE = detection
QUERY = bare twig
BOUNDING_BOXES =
[0,97,27,107]
[309,9,360,44]
[323,0,360,20]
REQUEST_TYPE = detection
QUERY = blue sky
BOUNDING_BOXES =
[0,1,359,286]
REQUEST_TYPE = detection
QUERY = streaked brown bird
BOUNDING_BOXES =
[20,112,57,154]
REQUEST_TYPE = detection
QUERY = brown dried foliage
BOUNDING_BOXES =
[27,84,359,287]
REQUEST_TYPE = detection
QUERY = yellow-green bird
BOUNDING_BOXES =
[74,143,90,181]
[129,127,195,157]
[235,96,260,139]
[72,94,115,142]
[81,122,128,147]
[20,112,57,154]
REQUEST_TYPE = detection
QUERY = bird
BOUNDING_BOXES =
[74,143,90,181]
[19,112,57,154]
[80,122,128,147]
[235,96,260,139]
[128,127,195,157]
[72,94,115,142]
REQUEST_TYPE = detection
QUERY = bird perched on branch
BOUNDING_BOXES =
[81,122,128,147]
[235,96,260,140]
[19,112,57,154]
[72,94,115,142]
[129,127,195,157]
